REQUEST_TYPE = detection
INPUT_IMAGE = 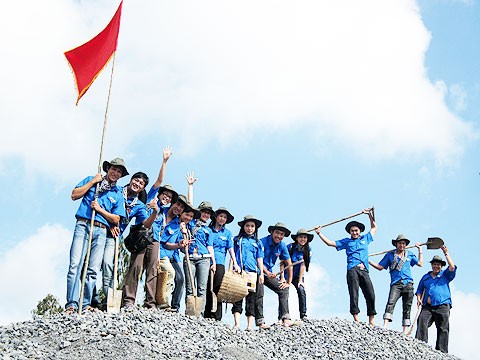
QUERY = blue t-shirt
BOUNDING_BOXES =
[74,176,125,227]
[336,232,373,270]
[233,235,264,274]
[147,185,171,242]
[159,217,181,259]
[286,243,311,279]
[261,235,290,272]
[378,250,419,285]
[210,226,233,266]
[187,220,212,256]
[416,266,457,307]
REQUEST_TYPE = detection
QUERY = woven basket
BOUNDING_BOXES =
[155,265,168,306]
[217,270,249,303]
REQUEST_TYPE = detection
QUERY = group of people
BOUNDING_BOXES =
[65,147,457,354]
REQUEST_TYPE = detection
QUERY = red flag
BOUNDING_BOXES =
[65,1,123,104]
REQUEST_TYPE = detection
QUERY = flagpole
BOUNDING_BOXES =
[78,52,117,315]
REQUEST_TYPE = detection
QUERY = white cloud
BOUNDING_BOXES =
[0,224,71,326]
[0,0,476,184]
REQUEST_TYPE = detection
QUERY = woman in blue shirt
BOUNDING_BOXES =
[231,215,267,330]
[204,207,240,320]
[285,229,313,320]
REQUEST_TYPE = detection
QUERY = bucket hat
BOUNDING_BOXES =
[102,158,129,177]
[238,215,262,229]
[345,221,365,233]
[291,228,314,242]
[157,184,178,205]
[267,222,291,237]
[392,234,410,247]
[214,207,234,224]
[430,255,446,266]
[198,201,215,215]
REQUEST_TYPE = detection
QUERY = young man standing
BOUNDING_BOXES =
[369,234,423,333]
[260,222,293,327]
[415,245,456,353]
[65,158,128,313]
[315,208,377,325]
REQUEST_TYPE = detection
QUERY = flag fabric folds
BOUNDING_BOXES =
[65,1,123,104]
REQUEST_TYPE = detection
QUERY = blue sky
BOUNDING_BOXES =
[0,1,478,358]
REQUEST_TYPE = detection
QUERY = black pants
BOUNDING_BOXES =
[383,281,414,326]
[292,277,307,319]
[204,264,225,320]
[232,276,264,326]
[263,276,291,320]
[346,267,376,316]
[416,304,450,353]
[170,260,184,310]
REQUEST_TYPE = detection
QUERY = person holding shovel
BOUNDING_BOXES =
[232,215,267,330]
[315,208,377,325]
[284,228,313,321]
[368,234,423,333]
[204,207,240,320]
[65,158,128,314]
[415,245,456,353]
[260,222,293,327]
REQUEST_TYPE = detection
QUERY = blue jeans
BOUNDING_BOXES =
[66,220,107,310]
[171,260,184,310]
[102,236,116,299]
[292,277,307,319]
[183,257,210,313]
[383,281,414,326]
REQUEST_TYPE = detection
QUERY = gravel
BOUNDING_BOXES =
[0,309,460,359]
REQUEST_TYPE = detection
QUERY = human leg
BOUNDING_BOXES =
[143,241,160,308]
[82,226,107,309]
[358,269,376,324]
[170,260,184,311]
[264,276,290,322]
[158,256,175,308]
[101,236,116,303]
[383,282,402,327]
[401,283,414,330]
[415,305,434,343]
[195,258,210,313]
[293,277,307,319]
[122,249,146,306]
[66,221,89,310]
[346,268,361,319]
[433,304,450,353]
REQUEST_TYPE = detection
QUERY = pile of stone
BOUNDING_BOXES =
[0,309,458,359]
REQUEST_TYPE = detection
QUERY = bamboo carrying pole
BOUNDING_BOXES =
[78,53,117,315]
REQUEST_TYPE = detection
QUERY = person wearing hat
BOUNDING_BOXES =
[260,222,293,327]
[94,171,158,310]
[284,229,313,320]
[232,215,267,330]
[204,207,241,320]
[369,234,423,333]
[315,208,377,325]
[65,157,128,313]
[415,245,456,353]
[154,194,192,309]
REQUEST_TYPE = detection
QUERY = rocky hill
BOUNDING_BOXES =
[0,309,459,359]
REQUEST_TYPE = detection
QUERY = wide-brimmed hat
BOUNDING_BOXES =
[392,234,410,247]
[291,229,314,242]
[267,222,291,237]
[238,215,262,229]
[176,194,189,208]
[198,201,215,215]
[430,255,446,266]
[102,158,129,177]
[214,207,234,224]
[183,206,201,220]
[345,221,365,233]
[157,184,178,204]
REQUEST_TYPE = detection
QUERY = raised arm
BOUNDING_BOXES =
[314,227,337,248]
[415,242,424,267]
[441,245,455,271]
[142,199,159,229]
[151,146,173,190]
[364,208,377,237]
[185,171,197,206]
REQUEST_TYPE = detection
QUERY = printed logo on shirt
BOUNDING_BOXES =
[360,240,366,245]
[168,229,174,235]
[275,253,280,257]
[220,236,226,240]
[109,197,116,203]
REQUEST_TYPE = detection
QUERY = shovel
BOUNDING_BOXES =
[185,244,203,316]
[107,236,122,313]
[369,237,444,257]
[210,269,217,313]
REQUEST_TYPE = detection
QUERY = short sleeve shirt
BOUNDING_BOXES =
[335,232,373,270]
[378,250,419,285]
[416,266,457,307]
[233,235,264,274]
[261,235,290,272]
[286,242,311,279]
[210,226,233,266]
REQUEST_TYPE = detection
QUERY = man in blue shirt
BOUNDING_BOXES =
[415,245,456,353]
[315,208,377,325]
[261,222,293,327]
[369,234,423,333]
[65,158,128,313]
